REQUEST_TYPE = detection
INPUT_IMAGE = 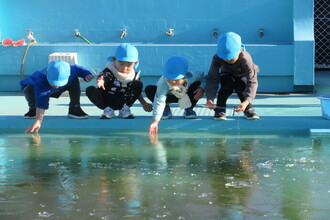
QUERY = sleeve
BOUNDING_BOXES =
[97,68,112,79]
[35,87,51,110]
[152,78,170,121]
[72,65,93,79]
[20,70,43,91]
[19,70,51,109]
[20,77,30,91]
[205,55,221,100]
[241,52,259,102]
[190,71,207,90]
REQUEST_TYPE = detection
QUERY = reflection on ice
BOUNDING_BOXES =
[225,181,253,188]
[256,161,273,169]
[38,211,54,218]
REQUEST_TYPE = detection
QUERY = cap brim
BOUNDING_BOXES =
[110,55,137,63]
[217,50,240,60]
[115,56,137,62]
[164,73,186,80]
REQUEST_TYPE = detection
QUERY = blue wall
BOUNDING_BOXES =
[1,0,293,44]
[0,0,314,92]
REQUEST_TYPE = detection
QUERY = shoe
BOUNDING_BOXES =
[161,105,172,119]
[244,108,260,120]
[118,105,135,119]
[214,108,226,120]
[100,107,115,119]
[67,107,89,119]
[183,108,197,119]
[24,108,36,119]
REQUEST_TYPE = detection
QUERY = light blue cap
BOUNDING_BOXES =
[46,60,70,86]
[217,32,242,60]
[114,43,138,62]
[163,56,189,80]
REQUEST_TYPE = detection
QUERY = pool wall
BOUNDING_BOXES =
[0,0,314,92]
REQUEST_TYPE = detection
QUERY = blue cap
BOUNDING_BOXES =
[163,56,189,80]
[217,32,242,60]
[114,43,138,62]
[46,60,70,86]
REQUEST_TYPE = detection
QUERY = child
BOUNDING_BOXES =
[86,43,152,119]
[20,60,94,133]
[147,56,205,134]
[205,32,260,120]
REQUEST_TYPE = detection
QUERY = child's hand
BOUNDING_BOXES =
[193,88,205,100]
[25,120,42,133]
[84,74,94,82]
[97,75,106,90]
[149,121,159,134]
[205,100,216,109]
[142,103,153,112]
[234,101,250,112]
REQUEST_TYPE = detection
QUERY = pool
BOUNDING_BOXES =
[1,130,329,219]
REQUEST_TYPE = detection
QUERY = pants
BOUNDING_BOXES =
[216,74,252,109]
[23,77,82,110]
[145,81,201,108]
[86,80,143,110]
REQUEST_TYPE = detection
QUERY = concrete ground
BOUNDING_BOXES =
[0,71,329,133]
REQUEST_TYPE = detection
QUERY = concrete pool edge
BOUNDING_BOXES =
[0,115,329,131]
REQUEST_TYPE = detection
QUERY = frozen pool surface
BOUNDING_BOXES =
[0,130,330,219]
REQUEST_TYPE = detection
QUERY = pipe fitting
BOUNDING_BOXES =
[74,29,80,37]
[74,29,91,44]
[259,28,264,38]
[120,29,127,39]
[213,28,219,38]
[27,29,37,43]
[165,28,174,36]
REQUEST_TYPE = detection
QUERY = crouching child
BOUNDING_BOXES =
[21,60,94,133]
[86,43,152,119]
[146,56,206,134]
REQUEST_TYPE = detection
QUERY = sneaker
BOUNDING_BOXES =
[183,108,197,119]
[68,107,89,119]
[119,105,135,119]
[161,105,172,119]
[100,107,116,119]
[244,108,260,120]
[24,108,36,119]
[214,108,226,120]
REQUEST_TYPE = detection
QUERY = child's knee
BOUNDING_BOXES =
[145,85,156,94]
[86,86,97,96]
[132,80,143,91]
[144,85,156,101]
[235,80,247,92]
[23,85,34,94]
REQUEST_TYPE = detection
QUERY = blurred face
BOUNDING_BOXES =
[223,55,239,64]
[49,84,60,89]
[113,58,137,74]
[165,77,185,86]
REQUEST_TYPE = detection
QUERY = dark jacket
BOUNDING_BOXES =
[205,51,259,102]
[98,67,139,96]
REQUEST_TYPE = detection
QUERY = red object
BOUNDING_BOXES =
[2,38,14,46]
[13,39,26,47]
